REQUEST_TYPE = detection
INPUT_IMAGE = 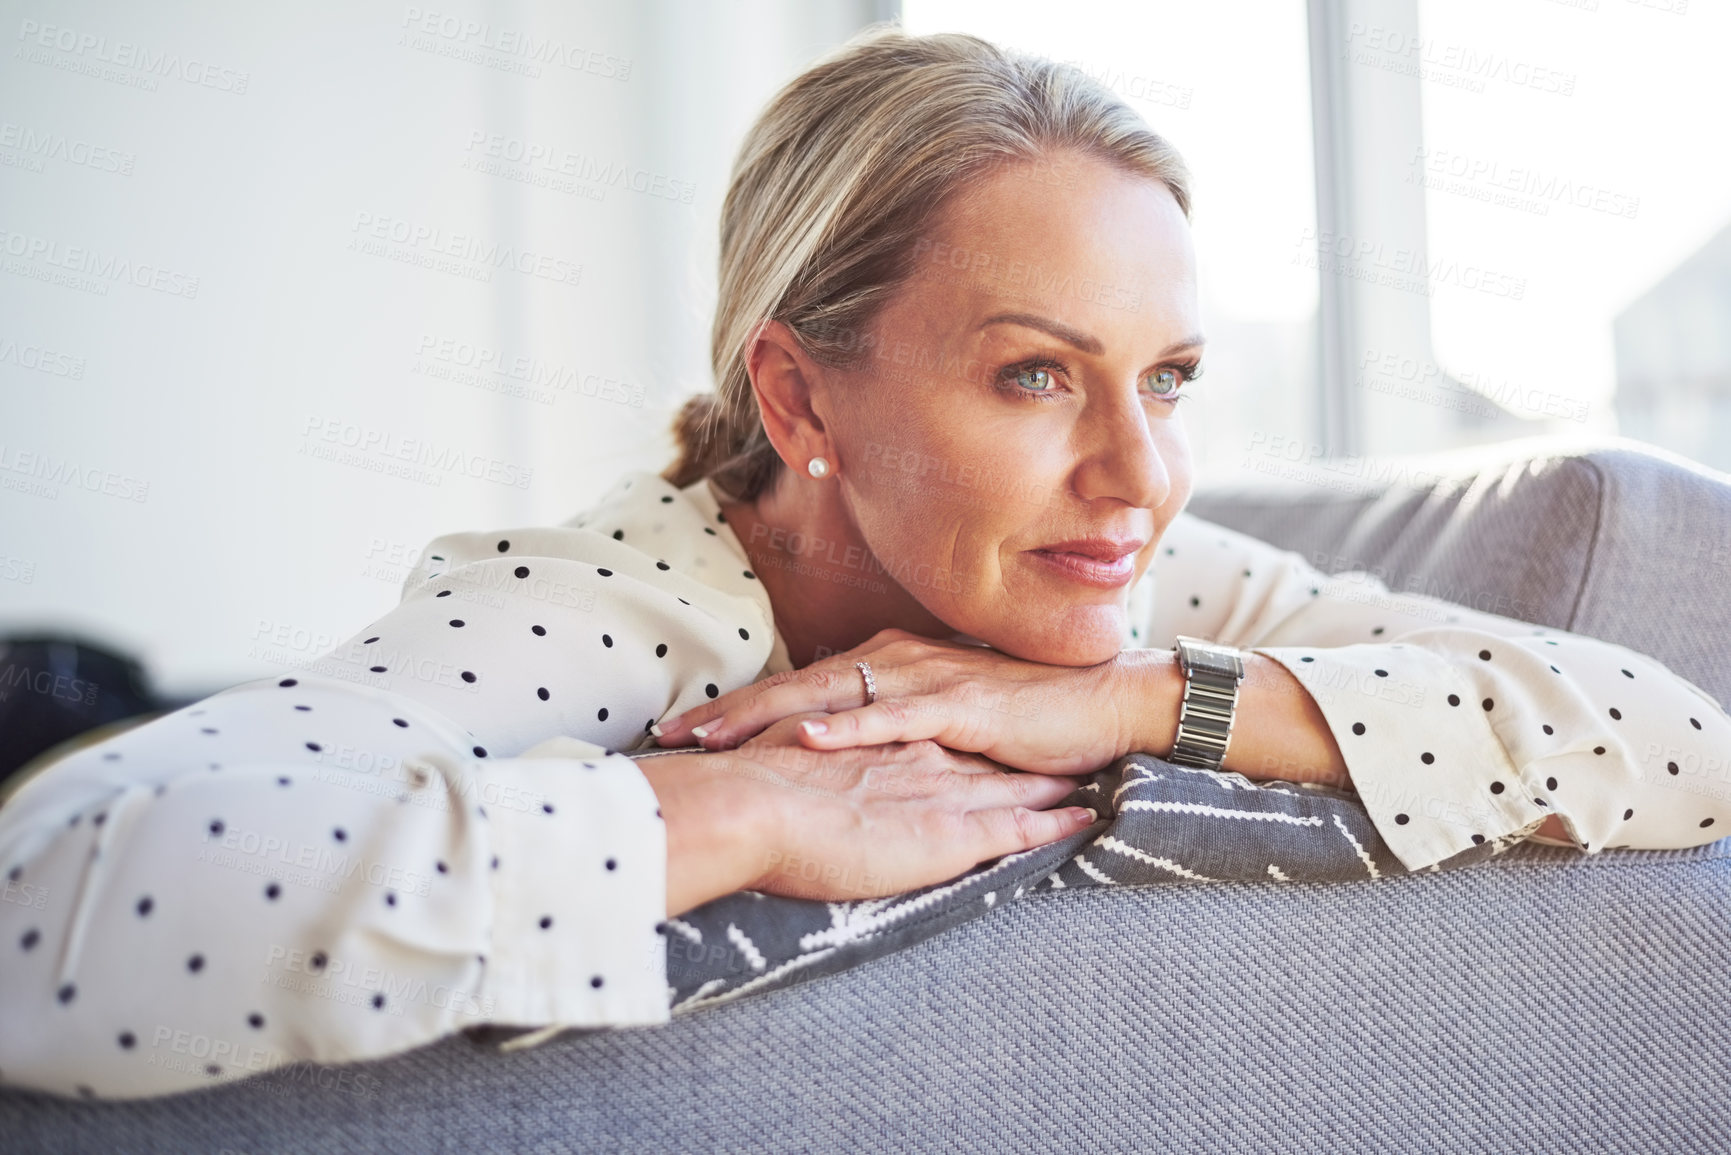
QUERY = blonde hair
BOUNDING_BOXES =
[663,25,1193,501]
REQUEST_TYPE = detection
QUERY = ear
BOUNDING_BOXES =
[745,320,831,472]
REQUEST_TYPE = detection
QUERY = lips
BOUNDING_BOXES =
[1026,537,1148,589]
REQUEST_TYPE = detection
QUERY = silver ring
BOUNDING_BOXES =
[855,660,878,706]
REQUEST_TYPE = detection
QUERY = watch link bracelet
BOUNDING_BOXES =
[1168,634,1249,772]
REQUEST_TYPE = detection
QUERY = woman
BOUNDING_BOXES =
[4,27,1728,1101]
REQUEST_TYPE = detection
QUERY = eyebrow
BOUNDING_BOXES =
[978,312,1205,359]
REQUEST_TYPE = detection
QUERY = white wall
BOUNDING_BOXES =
[0,0,884,697]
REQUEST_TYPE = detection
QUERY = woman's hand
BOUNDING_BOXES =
[639,713,1099,914]
[654,628,1164,776]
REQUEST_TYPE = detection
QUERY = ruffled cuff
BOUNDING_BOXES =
[469,736,669,1031]
[1250,641,1551,871]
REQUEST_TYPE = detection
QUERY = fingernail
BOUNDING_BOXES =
[801,720,828,737]
[1078,807,1099,824]
[649,723,664,738]
[691,724,710,739]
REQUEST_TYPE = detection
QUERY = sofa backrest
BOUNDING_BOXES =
[1185,434,1731,711]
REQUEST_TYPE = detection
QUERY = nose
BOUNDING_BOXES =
[1069,385,1175,512]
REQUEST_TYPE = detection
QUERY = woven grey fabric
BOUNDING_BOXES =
[6,435,1729,1153]
[649,756,1529,1013]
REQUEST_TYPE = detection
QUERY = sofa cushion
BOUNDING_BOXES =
[1187,434,1731,710]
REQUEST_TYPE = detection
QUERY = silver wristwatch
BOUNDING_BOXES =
[1168,634,1248,772]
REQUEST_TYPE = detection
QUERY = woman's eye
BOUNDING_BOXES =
[1011,366,1056,393]
[1143,367,1184,398]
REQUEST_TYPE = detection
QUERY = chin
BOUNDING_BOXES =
[975,607,1128,667]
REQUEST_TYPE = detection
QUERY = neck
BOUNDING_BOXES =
[717,471,952,668]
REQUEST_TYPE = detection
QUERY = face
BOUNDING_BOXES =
[814,151,1201,666]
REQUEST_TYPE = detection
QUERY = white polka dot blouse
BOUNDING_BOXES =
[3,470,1727,1100]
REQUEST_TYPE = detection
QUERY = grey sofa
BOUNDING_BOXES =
[6,433,1731,1154]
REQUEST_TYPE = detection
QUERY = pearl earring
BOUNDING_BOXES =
[807,456,831,479]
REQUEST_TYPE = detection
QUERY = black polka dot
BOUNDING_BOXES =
[436,860,447,874]
[1690,717,1702,730]
[209,819,225,836]
[21,928,41,950]
[278,678,298,688]
[1550,665,1560,674]
[1309,587,1318,596]
[1594,746,1606,755]
[598,707,609,722]
[1704,818,1717,828]
[1669,762,1680,775]
[1621,668,1633,678]
[542,803,556,815]
[491,856,500,870]
[705,527,717,536]
[1624,809,1634,821]
[1395,814,1409,824]
[1482,698,1494,711]
[1373,669,1387,678]
[1541,724,1554,735]
[57,983,75,1004]
[264,883,281,901]
[657,561,671,571]
[136,896,153,917]
[655,644,668,658]
[385,892,397,907]
[743,571,756,580]
[364,636,380,644]
[602,633,613,648]
[1418,752,1434,765]
[1351,722,1365,735]
[739,628,750,640]
[1534,798,1548,807]
[437,590,451,597]
[449,619,466,628]
[118,1031,136,1049]
[369,666,386,674]
[1371,626,1384,636]
[1478,649,1492,661]
[1300,656,1313,663]
[705,683,719,699]
[1490,782,1505,794]
[590,976,604,989]
[1189,596,1200,608]
[532,625,546,636]
[473,746,488,758]
[612,529,624,541]
[187,954,205,973]
[333,828,347,842]
[605,858,617,871]
[661,495,674,503]
[537,687,550,701]
[393,718,408,728]
[248,1013,265,1029]
[1471,834,1486,844]
[597,568,613,577]
[306,742,322,753]
[1609,707,1622,720]
[1546,776,1558,790]
[461,671,476,683]
[1447,694,1460,707]
[539,916,553,930]
[310,951,327,971]
[515,566,530,579]
[497,540,510,552]
[372,993,386,1009]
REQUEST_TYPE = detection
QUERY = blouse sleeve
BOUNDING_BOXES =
[1131,509,1731,872]
[0,472,774,1100]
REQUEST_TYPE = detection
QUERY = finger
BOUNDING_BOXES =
[954,771,1078,810]
[962,804,1100,863]
[794,698,964,752]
